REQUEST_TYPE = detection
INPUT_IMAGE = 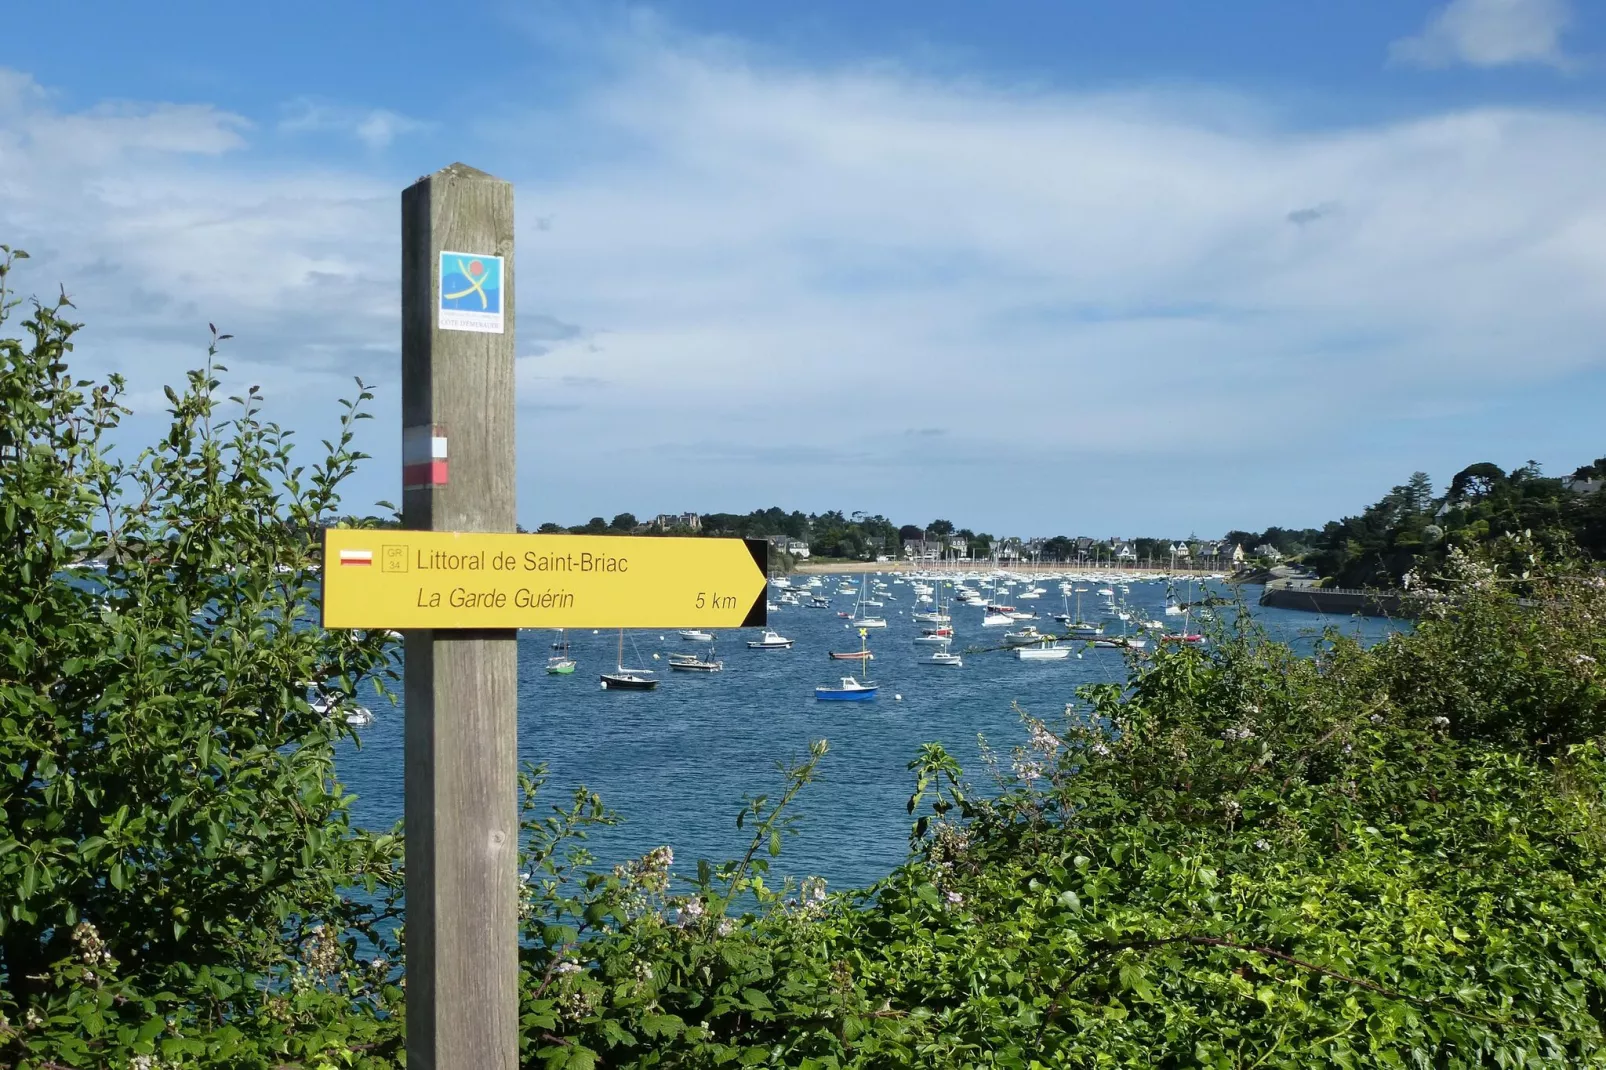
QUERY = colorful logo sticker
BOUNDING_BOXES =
[438,251,504,334]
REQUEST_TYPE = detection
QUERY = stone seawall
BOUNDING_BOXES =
[1258,584,1404,618]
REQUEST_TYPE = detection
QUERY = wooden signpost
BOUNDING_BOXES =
[399,163,519,1070]
[355,164,767,1069]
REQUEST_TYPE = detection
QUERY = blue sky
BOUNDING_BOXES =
[4,0,1604,538]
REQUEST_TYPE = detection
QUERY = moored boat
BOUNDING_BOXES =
[601,629,659,689]
[667,648,723,672]
[814,675,878,701]
[747,629,794,650]
[547,629,576,674]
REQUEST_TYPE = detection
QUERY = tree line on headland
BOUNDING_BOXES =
[1297,459,1606,589]
[502,453,1606,589]
[509,510,1235,569]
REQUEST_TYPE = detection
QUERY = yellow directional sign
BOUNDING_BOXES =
[320,529,768,630]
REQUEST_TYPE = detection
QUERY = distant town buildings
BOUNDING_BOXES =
[653,512,702,532]
[766,535,811,559]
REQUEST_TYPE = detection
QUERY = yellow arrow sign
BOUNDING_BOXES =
[320,529,769,630]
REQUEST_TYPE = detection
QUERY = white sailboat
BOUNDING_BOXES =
[849,575,887,628]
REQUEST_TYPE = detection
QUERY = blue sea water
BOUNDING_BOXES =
[334,577,1402,892]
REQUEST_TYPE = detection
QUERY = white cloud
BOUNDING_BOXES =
[279,99,429,149]
[0,68,394,426]
[1390,0,1575,70]
[4,33,1606,531]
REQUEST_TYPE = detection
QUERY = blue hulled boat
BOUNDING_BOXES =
[815,675,878,702]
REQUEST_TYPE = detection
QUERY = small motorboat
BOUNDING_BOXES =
[311,693,373,724]
[829,649,874,660]
[919,642,963,667]
[679,629,714,642]
[814,675,878,701]
[912,633,953,646]
[1016,641,1070,661]
[981,613,1013,628]
[747,630,794,650]
[667,650,723,672]
[1003,627,1043,646]
[851,616,888,629]
[1094,637,1149,650]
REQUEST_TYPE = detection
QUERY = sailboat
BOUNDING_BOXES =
[911,581,951,623]
[546,630,576,675]
[1052,589,1103,640]
[600,629,658,690]
[849,578,887,629]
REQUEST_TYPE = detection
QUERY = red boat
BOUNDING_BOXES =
[986,604,1016,614]
[829,650,874,660]
[921,626,953,637]
[1161,633,1205,644]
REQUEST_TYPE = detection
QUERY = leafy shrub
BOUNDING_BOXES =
[5,249,1606,1067]
[0,249,404,1068]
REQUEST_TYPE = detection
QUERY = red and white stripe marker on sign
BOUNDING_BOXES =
[338,548,373,567]
[403,424,448,489]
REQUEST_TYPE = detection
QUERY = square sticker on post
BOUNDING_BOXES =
[438,250,504,333]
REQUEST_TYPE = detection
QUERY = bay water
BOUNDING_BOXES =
[335,577,1401,892]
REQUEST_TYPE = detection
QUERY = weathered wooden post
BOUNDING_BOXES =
[400,163,518,1070]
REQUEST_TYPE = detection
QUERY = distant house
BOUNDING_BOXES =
[1254,543,1285,563]
[1115,542,1137,562]
[654,512,702,532]
[1225,543,1246,568]
[786,539,810,559]
[946,536,967,557]
[1570,476,1604,496]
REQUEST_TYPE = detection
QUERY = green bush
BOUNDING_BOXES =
[5,249,1606,1067]
[0,249,404,1067]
